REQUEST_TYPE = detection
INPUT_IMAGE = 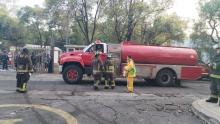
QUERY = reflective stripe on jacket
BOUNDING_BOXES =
[15,54,33,73]
[210,54,220,77]
[104,59,115,73]
[125,59,136,78]
[210,74,220,79]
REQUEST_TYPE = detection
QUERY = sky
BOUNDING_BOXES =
[17,0,45,7]
[168,0,199,20]
[167,0,200,37]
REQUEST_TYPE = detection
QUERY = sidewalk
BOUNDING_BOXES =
[192,99,220,124]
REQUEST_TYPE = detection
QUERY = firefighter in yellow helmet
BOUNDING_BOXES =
[14,48,33,93]
[123,56,136,93]
[103,54,116,89]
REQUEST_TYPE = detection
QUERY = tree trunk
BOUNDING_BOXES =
[126,0,133,41]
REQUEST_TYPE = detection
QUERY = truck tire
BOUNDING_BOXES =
[62,65,83,84]
[156,69,175,87]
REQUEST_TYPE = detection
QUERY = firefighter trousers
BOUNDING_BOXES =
[104,72,115,88]
[127,77,134,92]
[210,77,220,98]
[93,72,102,88]
[16,73,30,92]
[2,62,8,70]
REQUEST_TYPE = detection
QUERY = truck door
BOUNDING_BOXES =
[81,45,95,66]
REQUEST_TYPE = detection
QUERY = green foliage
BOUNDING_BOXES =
[17,6,46,46]
[0,6,27,49]
[201,0,220,18]
[98,0,175,43]
[190,22,215,61]
[190,0,220,61]
[145,14,186,44]
[199,0,220,43]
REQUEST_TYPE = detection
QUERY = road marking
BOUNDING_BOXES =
[0,104,78,124]
[0,119,22,124]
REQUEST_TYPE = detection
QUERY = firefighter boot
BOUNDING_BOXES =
[20,83,27,93]
[206,96,218,103]
[104,80,109,89]
[111,81,115,89]
[16,88,21,93]
[16,83,27,93]
[94,80,100,90]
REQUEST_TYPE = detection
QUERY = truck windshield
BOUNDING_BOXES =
[83,43,94,52]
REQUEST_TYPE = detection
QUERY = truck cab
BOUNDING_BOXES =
[59,41,108,84]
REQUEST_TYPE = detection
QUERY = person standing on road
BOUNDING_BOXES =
[92,42,106,90]
[43,53,49,72]
[14,48,33,93]
[48,54,53,73]
[92,51,104,90]
[123,56,136,93]
[31,52,37,72]
[103,54,116,89]
[206,44,220,106]
[1,50,9,70]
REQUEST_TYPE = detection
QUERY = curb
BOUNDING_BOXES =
[192,99,220,124]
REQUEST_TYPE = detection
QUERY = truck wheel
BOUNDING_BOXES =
[63,65,83,84]
[156,69,175,87]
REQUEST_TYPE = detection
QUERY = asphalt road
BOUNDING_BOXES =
[0,70,209,124]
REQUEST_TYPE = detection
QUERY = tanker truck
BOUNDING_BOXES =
[58,41,205,86]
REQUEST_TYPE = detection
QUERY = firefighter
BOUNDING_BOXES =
[206,44,220,105]
[103,54,116,89]
[93,43,105,90]
[15,48,33,93]
[1,50,9,70]
[123,56,136,93]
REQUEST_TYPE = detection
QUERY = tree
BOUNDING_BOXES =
[45,0,104,45]
[0,6,26,48]
[99,0,173,43]
[72,0,103,44]
[200,0,220,43]
[190,0,220,61]
[144,14,186,45]
[190,21,215,61]
[45,0,72,46]
[17,6,46,46]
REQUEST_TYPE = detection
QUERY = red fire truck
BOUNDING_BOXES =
[58,41,206,86]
